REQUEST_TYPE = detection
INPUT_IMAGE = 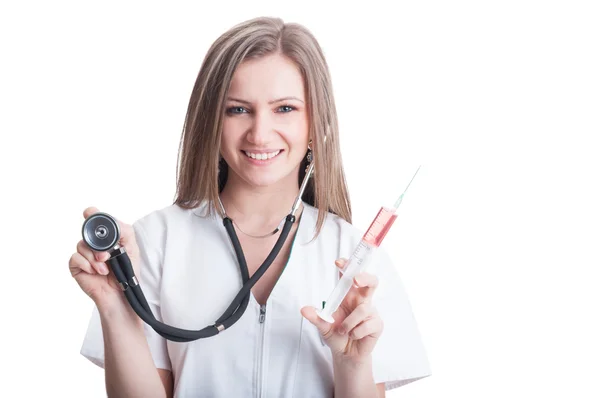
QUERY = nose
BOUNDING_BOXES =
[245,108,274,146]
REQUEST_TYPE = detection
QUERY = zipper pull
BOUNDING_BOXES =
[259,304,266,323]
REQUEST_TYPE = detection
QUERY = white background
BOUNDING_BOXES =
[1,0,599,397]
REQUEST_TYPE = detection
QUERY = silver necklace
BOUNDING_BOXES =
[233,217,286,239]
[217,197,288,239]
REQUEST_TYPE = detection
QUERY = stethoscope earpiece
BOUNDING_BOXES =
[82,212,120,252]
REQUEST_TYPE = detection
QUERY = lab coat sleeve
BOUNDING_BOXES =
[369,247,432,390]
[79,216,172,371]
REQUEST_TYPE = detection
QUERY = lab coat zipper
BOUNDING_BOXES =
[258,304,267,398]
[259,304,266,323]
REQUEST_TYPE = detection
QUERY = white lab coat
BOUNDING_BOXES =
[80,201,431,397]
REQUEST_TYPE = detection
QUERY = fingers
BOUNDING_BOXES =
[336,302,375,335]
[335,256,379,298]
[76,240,109,275]
[69,252,97,277]
[348,316,384,340]
[337,302,384,351]
[353,272,379,300]
[335,258,355,285]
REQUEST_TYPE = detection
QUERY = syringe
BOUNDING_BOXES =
[317,166,421,323]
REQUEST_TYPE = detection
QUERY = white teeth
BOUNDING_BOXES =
[244,150,280,160]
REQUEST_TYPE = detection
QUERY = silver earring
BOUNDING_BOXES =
[305,140,313,173]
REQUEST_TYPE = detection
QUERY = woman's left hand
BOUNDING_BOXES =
[301,258,384,363]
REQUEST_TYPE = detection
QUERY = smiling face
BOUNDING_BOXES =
[220,53,310,191]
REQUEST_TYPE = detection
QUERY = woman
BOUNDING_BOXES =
[71,16,430,397]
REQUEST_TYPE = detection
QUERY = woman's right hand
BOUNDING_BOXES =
[69,206,141,308]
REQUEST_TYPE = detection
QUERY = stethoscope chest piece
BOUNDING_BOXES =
[82,212,121,252]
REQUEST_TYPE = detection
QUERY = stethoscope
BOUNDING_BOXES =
[82,157,317,343]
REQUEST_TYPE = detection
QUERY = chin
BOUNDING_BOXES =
[226,154,302,189]
[243,173,288,188]
[235,165,300,189]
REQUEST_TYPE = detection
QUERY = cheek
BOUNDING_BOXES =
[220,124,242,152]
[285,115,310,146]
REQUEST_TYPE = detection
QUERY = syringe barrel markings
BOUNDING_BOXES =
[319,207,398,322]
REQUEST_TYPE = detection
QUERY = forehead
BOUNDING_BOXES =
[228,54,305,100]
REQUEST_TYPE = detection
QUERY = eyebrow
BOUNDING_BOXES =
[226,96,305,105]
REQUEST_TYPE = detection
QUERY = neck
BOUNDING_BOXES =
[219,174,303,235]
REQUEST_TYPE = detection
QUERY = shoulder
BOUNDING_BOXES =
[132,201,215,249]
[301,202,363,251]
[133,203,190,235]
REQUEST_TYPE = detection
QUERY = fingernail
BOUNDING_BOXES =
[337,327,346,335]
[99,264,109,275]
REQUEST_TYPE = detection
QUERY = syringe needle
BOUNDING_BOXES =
[393,165,421,209]
[403,165,421,194]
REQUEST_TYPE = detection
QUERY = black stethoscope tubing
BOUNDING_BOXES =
[92,155,318,342]
[106,213,296,342]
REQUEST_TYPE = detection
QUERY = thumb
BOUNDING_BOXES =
[335,258,348,269]
[83,206,100,220]
[300,306,333,336]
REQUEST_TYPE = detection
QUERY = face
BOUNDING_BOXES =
[220,53,309,190]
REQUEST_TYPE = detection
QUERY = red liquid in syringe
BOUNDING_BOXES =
[363,207,398,247]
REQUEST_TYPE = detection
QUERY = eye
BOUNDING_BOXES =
[277,105,296,113]
[226,106,248,115]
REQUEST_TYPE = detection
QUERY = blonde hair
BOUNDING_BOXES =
[174,16,352,236]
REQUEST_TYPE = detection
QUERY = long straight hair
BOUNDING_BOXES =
[174,17,352,236]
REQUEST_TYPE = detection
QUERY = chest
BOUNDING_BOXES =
[237,229,296,305]
[159,211,344,329]
[161,231,337,398]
